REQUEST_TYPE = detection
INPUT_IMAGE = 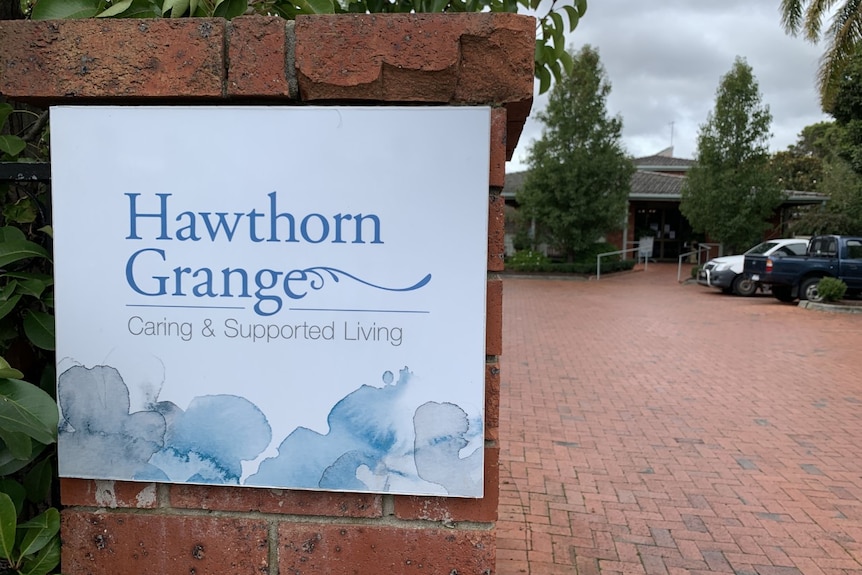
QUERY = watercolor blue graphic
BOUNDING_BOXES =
[57,364,483,496]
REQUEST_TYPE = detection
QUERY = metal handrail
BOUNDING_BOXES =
[596,247,646,280]
[677,244,716,282]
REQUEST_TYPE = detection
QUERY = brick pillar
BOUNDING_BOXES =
[0,13,533,575]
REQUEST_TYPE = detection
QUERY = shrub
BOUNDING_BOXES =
[506,250,551,271]
[817,277,848,302]
[571,241,618,264]
[506,256,636,275]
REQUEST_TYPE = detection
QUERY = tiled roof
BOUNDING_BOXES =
[633,155,696,168]
[501,170,527,199]
[502,168,828,204]
[502,169,685,200]
[630,171,686,199]
[784,189,828,204]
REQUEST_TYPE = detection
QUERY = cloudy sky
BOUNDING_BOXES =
[506,0,832,173]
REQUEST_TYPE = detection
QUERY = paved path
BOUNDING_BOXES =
[497,264,862,575]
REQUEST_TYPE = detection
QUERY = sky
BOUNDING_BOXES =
[505,0,832,173]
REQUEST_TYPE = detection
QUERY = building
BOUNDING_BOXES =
[502,147,827,261]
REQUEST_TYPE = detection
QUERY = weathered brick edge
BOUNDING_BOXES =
[0,13,533,159]
[0,13,529,575]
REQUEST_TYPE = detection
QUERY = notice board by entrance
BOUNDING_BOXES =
[50,106,489,497]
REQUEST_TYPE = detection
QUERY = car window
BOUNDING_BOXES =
[787,243,807,256]
[847,240,862,260]
[745,242,778,255]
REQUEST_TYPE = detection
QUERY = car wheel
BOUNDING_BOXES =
[732,275,757,297]
[773,286,795,303]
[800,277,826,302]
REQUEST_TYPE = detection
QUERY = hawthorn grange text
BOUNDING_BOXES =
[124,192,388,316]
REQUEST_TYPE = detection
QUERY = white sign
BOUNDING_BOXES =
[50,106,490,497]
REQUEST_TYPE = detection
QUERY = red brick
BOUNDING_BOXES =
[278,522,494,575]
[486,278,503,356]
[61,478,159,509]
[61,511,269,575]
[227,16,293,98]
[490,107,507,188]
[505,98,533,160]
[295,13,534,104]
[488,193,505,272]
[170,484,382,517]
[394,446,499,523]
[485,361,500,436]
[0,18,225,102]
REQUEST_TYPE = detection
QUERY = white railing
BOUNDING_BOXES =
[676,243,720,282]
[596,247,646,280]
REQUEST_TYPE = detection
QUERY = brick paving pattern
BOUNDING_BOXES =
[497,265,862,575]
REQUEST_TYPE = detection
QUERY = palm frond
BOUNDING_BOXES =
[780,0,806,34]
[804,0,839,40]
[819,0,862,107]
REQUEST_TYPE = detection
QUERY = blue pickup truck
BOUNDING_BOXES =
[742,235,862,302]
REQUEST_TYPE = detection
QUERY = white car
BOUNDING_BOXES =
[697,238,809,296]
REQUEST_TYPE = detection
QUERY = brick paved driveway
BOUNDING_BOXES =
[497,264,862,575]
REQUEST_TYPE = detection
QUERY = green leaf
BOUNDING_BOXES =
[0,105,12,129]
[23,459,53,505]
[162,0,189,16]
[96,0,134,16]
[4,273,52,299]
[575,0,586,16]
[534,38,545,64]
[551,15,565,57]
[0,241,50,269]
[0,358,23,381]
[562,4,580,31]
[213,0,247,17]
[0,295,22,324]
[37,226,52,240]
[104,0,162,17]
[0,492,16,561]
[298,0,336,13]
[31,0,101,19]
[0,136,26,159]
[0,379,58,446]
[19,534,60,575]
[537,64,551,95]
[18,508,59,558]
[2,200,37,226]
[0,428,32,460]
[23,311,54,351]
[0,444,45,476]
[559,48,574,76]
[0,228,26,243]
[0,479,26,517]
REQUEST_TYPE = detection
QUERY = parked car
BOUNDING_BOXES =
[697,238,808,296]
[743,235,862,302]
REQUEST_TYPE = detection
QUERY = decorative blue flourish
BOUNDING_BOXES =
[290,267,431,295]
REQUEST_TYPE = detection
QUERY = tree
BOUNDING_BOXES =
[680,57,782,254]
[790,159,862,235]
[770,149,822,193]
[780,0,862,109]
[516,45,633,262]
[787,52,862,236]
